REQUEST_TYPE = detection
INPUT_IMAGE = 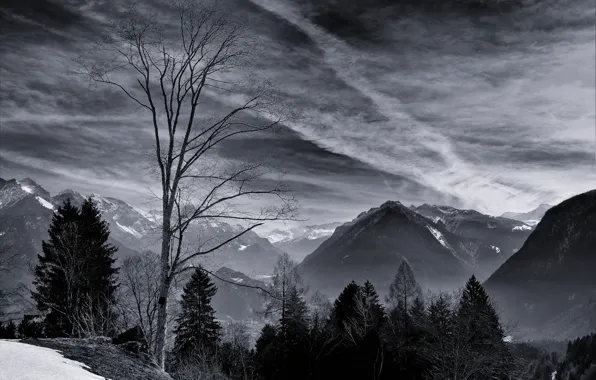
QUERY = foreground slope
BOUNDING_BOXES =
[484,189,596,333]
[0,339,172,380]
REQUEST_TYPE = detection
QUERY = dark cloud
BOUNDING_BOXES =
[1,0,594,224]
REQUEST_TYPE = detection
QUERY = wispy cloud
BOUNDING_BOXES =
[1,0,594,226]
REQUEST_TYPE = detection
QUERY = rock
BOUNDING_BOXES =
[112,326,148,353]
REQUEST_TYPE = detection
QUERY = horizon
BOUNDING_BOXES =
[1,174,562,235]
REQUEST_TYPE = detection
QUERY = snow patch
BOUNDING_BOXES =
[426,226,451,250]
[20,184,34,194]
[0,231,4,236]
[0,341,107,380]
[36,196,54,210]
[231,277,244,283]
[551,371,557,380]
[115,221,143,239]
[342,254,350,259]
[568,293,576,300]
[503,335,513,343]
[238,244,248,251]
[490,245,501,254]
[513,224,532,231]
[306,228,335,240]
[524,219,540,227]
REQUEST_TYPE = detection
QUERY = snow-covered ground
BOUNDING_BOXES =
[0,340,107,380]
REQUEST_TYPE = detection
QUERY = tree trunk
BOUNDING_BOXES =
[154,218,173,369]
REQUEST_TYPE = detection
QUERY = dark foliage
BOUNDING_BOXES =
[0,320,17,338]
[555,333,596,380]
[31,198,119,337]
[18,315,45,338]
[172,266,221,363]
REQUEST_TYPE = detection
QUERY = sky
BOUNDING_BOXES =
[1,0,595,230]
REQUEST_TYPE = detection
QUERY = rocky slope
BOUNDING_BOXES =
[298,200,503,297]
[484,190,596,337]
[413,204,532,270]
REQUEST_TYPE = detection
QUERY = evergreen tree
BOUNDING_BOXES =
[330,281,361,333]
[32,200,83,336]
[453,276,511,380]
[279,287,310,380]
[254,324,279,380]
[32,198,119,337]
[361,280,385,329]
[18,315,45,338]
[172,266,221,362]
[0,320,17,339]
[78,198,119,335]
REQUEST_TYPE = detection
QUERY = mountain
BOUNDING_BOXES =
[211,267,268,321]
[298,200,503,298]
[0,178,143,317]
[34,181,283,276]
[501,204,553,226]
[0,177,284,316]
[266,222,342,260]
[484,189,596,338]
[413,204,533,267]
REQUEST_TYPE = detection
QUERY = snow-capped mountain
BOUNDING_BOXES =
[298,200,500,298]
[0,177,285,316]
[501,204,553,226]
[484,189,596,338]
[266,222,342,260]
[413,204,533,261]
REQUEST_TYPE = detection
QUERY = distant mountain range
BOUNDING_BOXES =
[412,204,532,264]
[501,204,553,226]
[4,176,592,340]
[266,222,342,260]
[484,189,596,339]
[297,200,534,298]
[0,177,285,317]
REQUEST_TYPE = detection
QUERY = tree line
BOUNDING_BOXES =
[0,197,594,379]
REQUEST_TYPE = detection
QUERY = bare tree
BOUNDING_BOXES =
[262,253,305,326]
[77,0,297,366]
[117,253,163,352]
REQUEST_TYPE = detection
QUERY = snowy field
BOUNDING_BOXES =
[0,340,106,380]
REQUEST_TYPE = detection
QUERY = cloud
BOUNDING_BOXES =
[1,0,594,227]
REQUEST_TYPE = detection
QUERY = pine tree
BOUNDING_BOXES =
[279,287,310,380]
[361,280,385,329]
[18,315,45,338]
[1,320,17,339]
[172,266,221,362]
[78,198,119,335]
[32,198,119,337]
[453,276,511,380]
[32,200,82,336]
[330,281,361,333]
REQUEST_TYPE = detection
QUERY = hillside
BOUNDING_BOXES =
[0,176,286,319]
[413,204,532,271]
[484,189,596,335]
[298,200,489,297]
[0,338,172,380]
